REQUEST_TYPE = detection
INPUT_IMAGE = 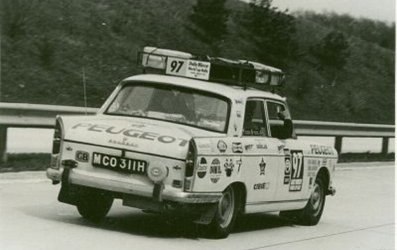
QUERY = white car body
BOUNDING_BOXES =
[47,57,337,237]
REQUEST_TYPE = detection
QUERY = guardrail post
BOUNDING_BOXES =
[334,136,342,154]
[0,126,7,163]
[381,137,389,155]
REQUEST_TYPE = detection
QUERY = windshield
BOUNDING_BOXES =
[106,82,230,133]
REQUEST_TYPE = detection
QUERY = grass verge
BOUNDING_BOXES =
[0,153,50,173]
[339,152,395,163]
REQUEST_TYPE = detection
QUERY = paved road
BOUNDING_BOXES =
[0,163,394,250]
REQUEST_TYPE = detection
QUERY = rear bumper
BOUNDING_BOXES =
[47,167,221,204]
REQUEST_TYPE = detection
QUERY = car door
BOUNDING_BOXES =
[265,100,306,202]
[241,98,284,206]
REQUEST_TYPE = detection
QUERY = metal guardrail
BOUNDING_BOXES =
[294,120,395,137]
[0,102,395,162]
[0,102,98,128]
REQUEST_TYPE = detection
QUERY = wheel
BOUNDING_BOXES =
[207,186,238,238]
[280,176,326,225]
[76,189,113,223]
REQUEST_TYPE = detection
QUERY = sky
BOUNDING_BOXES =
[272,0,395,23]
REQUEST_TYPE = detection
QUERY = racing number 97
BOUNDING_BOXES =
[170,60,184,73]
[291,151,304,179]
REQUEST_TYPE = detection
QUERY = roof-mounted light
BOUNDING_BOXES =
[140,46,192,70]
[137,46,285,88]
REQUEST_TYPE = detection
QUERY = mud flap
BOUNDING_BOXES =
[58,167,79,205]
[193,203,218,225]
[152,182,164,202]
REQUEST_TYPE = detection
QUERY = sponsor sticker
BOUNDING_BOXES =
[278,144,285,152]
[253,182,270,190]
[321,158,327,168]
[259,158,266,175]
[224,159,235,177]
[217,140,227,153]
[256,143,268,150]
[232,142,243,153]
[236,157,242,172]
[235,99,243,104]
[284,158,291,184]
[197,157,207,178]
[289,150,304,192]
[283,148,291,184]
[307,159,320,178]
[310,144,334,155]
[166,57,211,80]
[108,138,138,148]
[210,159,222,183]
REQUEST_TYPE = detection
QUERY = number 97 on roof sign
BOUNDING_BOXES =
[166,57,210,80]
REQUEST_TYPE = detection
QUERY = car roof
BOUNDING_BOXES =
[122,74,286,102]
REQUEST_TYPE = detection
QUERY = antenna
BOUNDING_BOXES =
[82,66,88,115]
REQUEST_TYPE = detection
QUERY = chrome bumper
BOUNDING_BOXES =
[46,167,221,204]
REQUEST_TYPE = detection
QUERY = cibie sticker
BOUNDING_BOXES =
[217,140,227,153]
[210,159,222,183]
[197,157,207,179]
[253,182,270,190]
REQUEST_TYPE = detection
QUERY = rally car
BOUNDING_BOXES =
[47,47,337,238]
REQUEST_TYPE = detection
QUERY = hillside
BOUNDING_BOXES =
[1,0,395,124]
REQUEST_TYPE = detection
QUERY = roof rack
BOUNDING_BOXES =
[137,46,285,90]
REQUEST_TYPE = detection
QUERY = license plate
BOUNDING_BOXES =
[92,152,147,175]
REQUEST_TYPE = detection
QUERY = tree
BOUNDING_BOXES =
[188,0,229,54]
[238,0,296,67]
[1,0,36,38]
[313,31,350,70]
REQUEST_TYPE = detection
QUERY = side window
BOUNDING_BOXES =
[243,100,268,136]
[266,101,291,139]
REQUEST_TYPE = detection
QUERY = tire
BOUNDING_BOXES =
[207,185,238,238]
[280,176,326,225]
[76,189,113,223]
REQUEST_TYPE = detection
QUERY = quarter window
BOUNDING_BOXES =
[266,101,291,139]
[243,100,268,136]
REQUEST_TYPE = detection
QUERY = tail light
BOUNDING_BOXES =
[52,119,62,154]
[185,140,196,177]
[184,140,196,191]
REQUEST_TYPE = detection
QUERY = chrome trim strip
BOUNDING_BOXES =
[246,198,309,206]
[162,190,222,203]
